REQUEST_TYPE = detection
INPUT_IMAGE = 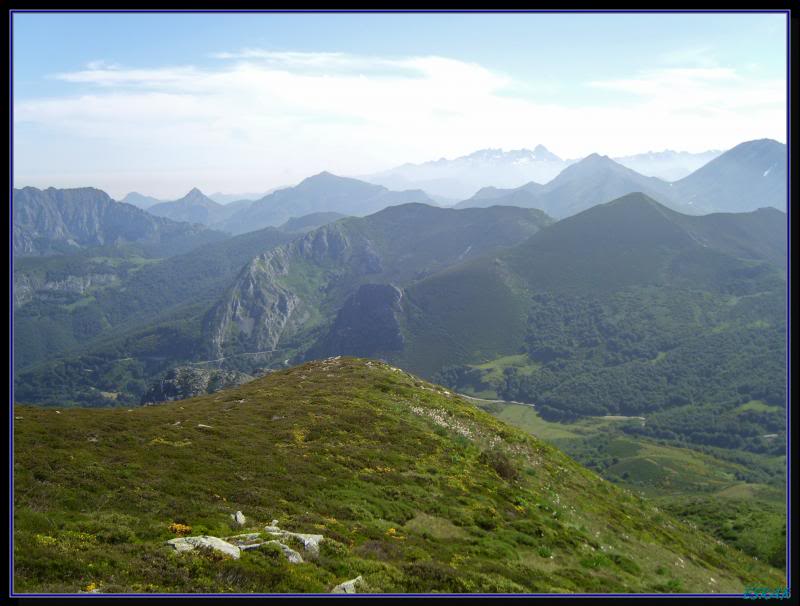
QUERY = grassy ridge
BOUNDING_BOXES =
[13,358,783,594]
[473,401,786,567]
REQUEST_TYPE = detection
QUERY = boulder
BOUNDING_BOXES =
[265,540,303,564]
[332,576,364,594]
[264,524,324,556]
[230,511,246,527]
[166,535,241,559]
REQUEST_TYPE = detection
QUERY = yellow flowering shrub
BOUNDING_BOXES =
[169,522,192,535]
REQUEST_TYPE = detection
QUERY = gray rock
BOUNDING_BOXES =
[166,535,241,559]
[264,524,324,556]
[141,366,254,404]
[332,575,364,594]
[265,540,303,564]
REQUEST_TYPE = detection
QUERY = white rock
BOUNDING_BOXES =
[332,576,364,594]
[197,424,213,429]
[230,511,246,527]
[265,540,303,563]
[166,535,241,559]
[264,528,324,556]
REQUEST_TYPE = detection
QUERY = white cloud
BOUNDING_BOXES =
[14,50,786,198]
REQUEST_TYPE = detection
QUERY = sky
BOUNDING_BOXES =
[12,11,789,199]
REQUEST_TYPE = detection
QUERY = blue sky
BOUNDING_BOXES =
[12,11,788,198]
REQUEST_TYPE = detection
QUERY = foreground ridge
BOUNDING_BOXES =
[13,357,784,594]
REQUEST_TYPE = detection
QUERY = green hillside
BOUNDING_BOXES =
[470,400,786,567]
[13,228,296,406]
[13,358,784,594]
[416,195,786,453]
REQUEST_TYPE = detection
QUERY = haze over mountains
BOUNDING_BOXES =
[98,139,785,235]
[453,140,787,218]
[146,187,254,227]
[119,191,166,210]
[214,172,435,235]
[455,153,678,217]
[364,145,724,199]
[670,139,788,214]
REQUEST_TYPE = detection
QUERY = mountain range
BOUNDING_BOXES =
[199,195,785,456]
[453,140,787,218]
[120,139,784,234]
[612,149,722,181]
[13,203,550,404]
[454,153,677,217]
[145,187,252,227]
[12,186,227,257]
[119,191,166,210]
[15,191,785,455]
[214,172,435,235]
[365,145,724,199]
[12,178,788,593]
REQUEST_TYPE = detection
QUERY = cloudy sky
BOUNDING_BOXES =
[12,11,788,199]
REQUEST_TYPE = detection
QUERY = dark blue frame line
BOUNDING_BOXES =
[785,7,792,591]
[8,7,14,600]
[7,7,792,599]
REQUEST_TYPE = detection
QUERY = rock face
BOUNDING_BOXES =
[13,272,119,307]
[204,221,384,360]
[166,536,241,559]
[308,283,404,359]
[203,204,553,362]
[141,367,255,404]
[204,248,302,360]
[332,576,364,594]
[12,186,226,257]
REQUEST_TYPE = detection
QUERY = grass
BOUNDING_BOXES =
[474,402,787,568]
[472,355,540,383]
[733,400,782,414]
[13,358,784,594]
